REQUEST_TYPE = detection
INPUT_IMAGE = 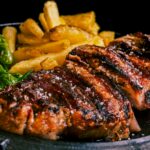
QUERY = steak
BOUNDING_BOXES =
[108,32,150,109]
[1,33,149,141]
[0,66,138,141]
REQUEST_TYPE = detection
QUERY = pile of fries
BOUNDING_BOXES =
[2,1,115,74]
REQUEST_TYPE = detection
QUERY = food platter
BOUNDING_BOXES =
[1,0,150,147]
[0,22,149,150]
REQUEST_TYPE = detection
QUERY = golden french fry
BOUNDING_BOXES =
[89,23,100,35]
[72,36,104,47]
[99,31,115,46]
[43,1,61,29]
[20,18,44,38]
[19,23,29,35]
[49,25,93,44]
[14,39,70,62]
[59,17,66,25]
[91,36,105,47]
[2,26,17,53]
[10,46,73,74]
[61,11,99,34]
[11,39,105,74]
[17,33,49,45]
[9,56,58,74]
[41,58,58,70]
[39,13,49,32]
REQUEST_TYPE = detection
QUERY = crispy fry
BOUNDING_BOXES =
[17,33,49,45]
[2,26,17,53]
[49,25,93,44]
[41,58,58,70]
[89,22,100,35]
[14,39,70,62]
[19,18,44,38]
[19,23,29,35]
[8,1,111,76]
[59,17,66,25]
[39,13,49,32]
[61,11,99,34]
[10,46,73,74]
[9,56,58,74]
[72,36,104,47]
[99,31,115,46]
[91,36,105,47]
[43,1,61,29]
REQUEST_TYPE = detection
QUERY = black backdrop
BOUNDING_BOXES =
[0,0,149,34]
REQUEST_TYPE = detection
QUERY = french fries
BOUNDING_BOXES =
[43,1,61,29]
[10,46,72,74]
[19,18,44,38]
[1,1,115,75]
[17,33,49,45]
[99,31,115,46]
[14,39,70,62]
[91,36,105,47]
[89,23,100,35]
[41,58,58,70]
[2,26,17,53]
[49,25,93,44]
[59,17,66,25]
[39,13,49,32]
[61,11,100,35]
[9,56,58,74]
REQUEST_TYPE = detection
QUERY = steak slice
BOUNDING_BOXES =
[0,64,137,141]
[108,33,150,109]
[69,44,150,110]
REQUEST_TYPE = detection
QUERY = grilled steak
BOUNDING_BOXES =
[0,66,138,141]
[108,33,150,109]
[1,33,149,141]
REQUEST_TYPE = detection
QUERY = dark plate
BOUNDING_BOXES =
[0,23,150,150]
[0,130,150,150]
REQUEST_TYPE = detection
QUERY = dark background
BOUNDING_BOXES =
[0,0,149,34]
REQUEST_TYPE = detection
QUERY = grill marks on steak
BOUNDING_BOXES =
[70,43,150,110]
[0,64,133,141]
[70,45,144,90]
[66,55,131,119]
[109,32,150,56]
[109,33,150,76]
[0,68,131,140]
[1,33,150,141]
[108,33,150,108]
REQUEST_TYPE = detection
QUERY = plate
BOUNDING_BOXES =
[0,129,150,150]
[0,23,150,150]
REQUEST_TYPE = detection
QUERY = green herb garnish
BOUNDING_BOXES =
[0,64,31,90]
[0,35,13,67]
[0,35,31,90]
